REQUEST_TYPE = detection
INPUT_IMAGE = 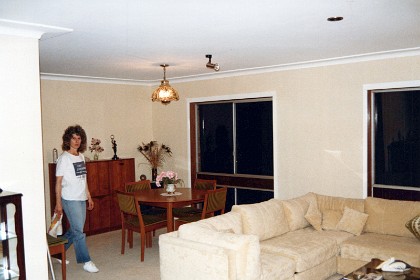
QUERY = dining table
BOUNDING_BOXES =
[134,187,207,232]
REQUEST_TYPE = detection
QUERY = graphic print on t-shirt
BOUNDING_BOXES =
[73,161,87,177]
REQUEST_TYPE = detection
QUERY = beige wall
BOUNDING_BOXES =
[41,55,420,214]
[41,80,153,216]
[0,35,48,279]
[151,56,420,200]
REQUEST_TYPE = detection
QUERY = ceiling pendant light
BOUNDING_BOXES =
[151,64,179,105]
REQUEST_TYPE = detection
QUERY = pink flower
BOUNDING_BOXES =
[155,170,182,187]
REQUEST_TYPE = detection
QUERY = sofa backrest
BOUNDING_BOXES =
[184,211,243,234]
[232,198,289,241]
[316,194,365,231]
[281,192,318,231]
[364,197,420,238]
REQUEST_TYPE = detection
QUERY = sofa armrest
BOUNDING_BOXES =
[160,226,262,280]
[159,232,231,280]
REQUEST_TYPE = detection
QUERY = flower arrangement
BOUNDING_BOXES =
[137,141,172,169]
[89,138,104,159]
[155,171,183,187]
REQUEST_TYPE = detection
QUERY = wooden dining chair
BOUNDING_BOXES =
[125,180,152,192]
[174,187,227,230]
[173,179,217,218]
[47,234,68,280]
[125,180,166,224]
[193,179,217,191]
[116,190,167,261]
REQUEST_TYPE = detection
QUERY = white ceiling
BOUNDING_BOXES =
[1,0,420,82]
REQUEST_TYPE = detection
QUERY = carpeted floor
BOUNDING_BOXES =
[49,229,344,279]
[49,229,164,280]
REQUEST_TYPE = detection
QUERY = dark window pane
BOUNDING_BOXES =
[374,90,420,188]
[236,101,273,176]
[198,103,234,173]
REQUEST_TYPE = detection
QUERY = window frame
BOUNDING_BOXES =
[188,92,276,191]
[367,86,420,198]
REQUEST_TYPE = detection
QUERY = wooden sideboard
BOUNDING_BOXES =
[48,158,135,236]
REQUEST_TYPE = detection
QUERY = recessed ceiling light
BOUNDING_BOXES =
[327,16,343,22]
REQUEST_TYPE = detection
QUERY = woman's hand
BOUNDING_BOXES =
[54,203,63,218]
[87,197,94,210]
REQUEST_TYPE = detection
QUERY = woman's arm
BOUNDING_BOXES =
[86,182,94,210]
[54,176,64,217]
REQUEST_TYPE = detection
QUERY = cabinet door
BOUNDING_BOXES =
[108,159,134,228]
[108,159,135,191]
[109,193,121,229]
[88,196,111,234]
[87,161,110,197]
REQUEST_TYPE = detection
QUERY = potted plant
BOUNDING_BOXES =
[155,171,183,193]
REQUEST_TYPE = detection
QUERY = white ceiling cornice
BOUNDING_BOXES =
[40,47,420,86]
[0,19,72,39]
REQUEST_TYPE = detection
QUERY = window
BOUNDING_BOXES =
[371,88,420,189]
[191,98,273,190]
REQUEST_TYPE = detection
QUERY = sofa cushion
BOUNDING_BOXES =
[294,256,337,280]
[340,232,420,267]
[232,199,289,241]
[260,228,339,272]
[260,251,296,280]
[406,215,420,240]
[364,197,420,238]
[336,207,369,236]
[282,192,317,231]
[304,200,322,231]
[322,209,342,231]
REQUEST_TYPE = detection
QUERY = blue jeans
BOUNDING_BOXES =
[61,199,91,263]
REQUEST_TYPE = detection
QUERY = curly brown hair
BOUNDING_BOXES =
[61,125,87,153]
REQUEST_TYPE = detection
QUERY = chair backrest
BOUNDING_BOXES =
[125,180,152,192]
[116,190,139,215]
[116,190,147,231]
[193,179,217,191]
[202,187,228,219]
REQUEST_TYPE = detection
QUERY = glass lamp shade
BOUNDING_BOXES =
[151,79,179,105]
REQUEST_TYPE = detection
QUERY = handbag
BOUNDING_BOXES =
[48,213,63,238]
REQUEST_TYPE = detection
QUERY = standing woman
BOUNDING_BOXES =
[54,125,99,273]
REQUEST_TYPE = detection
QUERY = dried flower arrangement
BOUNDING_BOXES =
[137,141,172,169]
[89,138,104,154]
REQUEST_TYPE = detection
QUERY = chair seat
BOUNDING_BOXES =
[176,213,214,224]
[47,234,68,246]
[142,206,166,216]
[173,207,202,218]
[126,214,167,227]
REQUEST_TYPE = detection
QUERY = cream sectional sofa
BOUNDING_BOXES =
[159,193,420,280]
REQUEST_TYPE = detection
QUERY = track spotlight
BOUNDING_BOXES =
[205,54,220,71]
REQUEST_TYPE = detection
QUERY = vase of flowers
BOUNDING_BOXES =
[89,138,104,160]
[155,171,183,193]
[137,141,172,181]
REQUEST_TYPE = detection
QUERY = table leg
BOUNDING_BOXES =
[167,203,173,232]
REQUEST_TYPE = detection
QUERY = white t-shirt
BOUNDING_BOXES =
[56,151,88,201]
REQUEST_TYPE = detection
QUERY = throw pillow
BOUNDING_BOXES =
[305,201,323,231]
[282,192,317,231]
[321,209,342,231]
[405,215,420,241]
[336,206,368,235]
